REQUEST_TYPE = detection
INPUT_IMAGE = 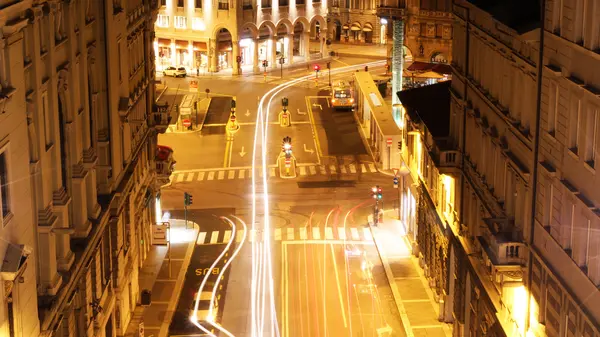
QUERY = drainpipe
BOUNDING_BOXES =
[526,0,546,333]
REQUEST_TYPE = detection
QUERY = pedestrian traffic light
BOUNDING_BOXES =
[377,186,382,199]
[326,62,331,69]
[231,99,236,110]
[314,64,321,72]
[184,192,193,206]
[263,60,269,68]
[282,97,289,107]
[371,186,378,199]
[364,65,369,72]
[398,141,402,150]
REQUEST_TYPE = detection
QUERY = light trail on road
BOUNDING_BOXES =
[250,60,386,337]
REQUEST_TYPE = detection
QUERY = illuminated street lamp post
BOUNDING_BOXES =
[282,136,292,175]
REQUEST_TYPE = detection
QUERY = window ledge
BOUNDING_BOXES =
[567,148,579,160]
[583,160,595,174]
[2,212,14,228]
[544,131,557,144]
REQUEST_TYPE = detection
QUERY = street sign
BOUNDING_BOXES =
[205,88,210,94]
[189,80,198,92]
[392,168,399,176]
[279,58,285,64]
[393,177,399,188]
[182,119,191,128]
[386,138,393,147]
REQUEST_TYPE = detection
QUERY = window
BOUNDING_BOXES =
[569,98,581,153]
[192,18,205,30]
[279,0,289,5]
[552,0,563,33]
[548,82,558,135]
[156,15,169,28]
[195,0,202,8]
[42,92,52,148]
[297,0,305,4]
[218,0,229,9]
[584,217,591,267]
[585,106,598,167]
[242,0,252,8]
[177,0,184,7]
[0,151,10,220]
[574,0,586,44]
[545,182,554,228]
[174,16,187,29]
[262,0,271,7]
[161,0,166,6]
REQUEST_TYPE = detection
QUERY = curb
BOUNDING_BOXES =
[158,220,199,337]
[156,84,169,102]
[367,215,414,337]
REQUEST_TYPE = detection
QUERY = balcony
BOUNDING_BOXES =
[155,145,175,187]
[151,101,171,133]
[376,4,406,19]
[479,218,526,266]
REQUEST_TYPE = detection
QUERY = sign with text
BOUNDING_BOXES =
[189,80,198,92]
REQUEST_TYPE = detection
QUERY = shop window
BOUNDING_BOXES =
[195,0,202,7]
[262,0,271,7]
[242,0,252,8]
[218,0,229,9]
[279,0,289,5]
[177,0,184,7]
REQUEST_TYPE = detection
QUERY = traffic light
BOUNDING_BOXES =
[184,192,193,206]
[314,64,321,72]
[282,136,292,156]
[364,66,369,72]
[326,62,331,69]
[231,99,236,110]
[371,185,382,200]
[377,186,382,199]
[282,97,289,108]
[398,141,402,150]
[262,60,269,68]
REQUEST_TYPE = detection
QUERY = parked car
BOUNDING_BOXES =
[164,66,187,77]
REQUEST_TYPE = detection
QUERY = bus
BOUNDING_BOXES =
[331,81,355,111]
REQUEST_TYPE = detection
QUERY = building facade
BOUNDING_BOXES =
[330,0,453,63]
[533,1,600,337]
[154,0,329,74]
[0,0,168,336]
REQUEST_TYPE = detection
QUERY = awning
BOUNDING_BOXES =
[350,23,361,31]
[157,38,171,46]
[414,71,445,79]
[363,23,373,32]
[406,61,452,75]
[218,41,232,51]
[193,41,207,51]
[342,24,349,30]
[175,40,188,49]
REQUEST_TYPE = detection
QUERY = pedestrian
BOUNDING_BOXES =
[196,68,199,76]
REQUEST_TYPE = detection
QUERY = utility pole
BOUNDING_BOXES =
[371,186,383,225]
[327,61,332,87]
[279,57,285,79]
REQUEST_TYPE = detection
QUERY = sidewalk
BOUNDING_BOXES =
[124,220,199,337]
[369,211,453,337]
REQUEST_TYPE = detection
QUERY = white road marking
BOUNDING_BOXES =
[176,174,184,182]
[319,166,326,174]
[341,166,347,174]
[239,169,245,179]
[228,170,235,179]
[368,163,377,172]
[300,166,307,176]
[186,173,194,182]
[274,228,282,241]
[325,227,334,240]
[196,232,207,245]
[330,165,337,173]
[309,166,317,175]
[338,227,346,240]
[218,171,225,180]
[312,227,321,240]
[208,171,215,180]
[299,227,307,240]
[270,167,276,177]
[197,171,205,181]
[224,230,232,243]
[351,228,360,241]
[287,228,294,240]
[349,165,357,173]
[237,230,244,242]
[361,164,368,173]
[363,228,373,241]
[210,231,219,244]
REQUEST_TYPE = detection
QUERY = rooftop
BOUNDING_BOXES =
[467,0,540,34]
[397,81,451,138]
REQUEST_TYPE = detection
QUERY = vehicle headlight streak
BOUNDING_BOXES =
[251,60,385,337]
[190,216,248,337]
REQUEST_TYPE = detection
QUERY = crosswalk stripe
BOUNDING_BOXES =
[325,227,334,240]
[274,228,282,241]
[349,165,357,173]
[210,231,219,244]
[239,169,245,179]
[300,166,307,176]
[312,227,321,240]
[363,228,373,241]
[228,170,235,179]
[270,168,276,177]
[319,166,326,174]
[197,171,205,181]
[309,166,316,175]
[176,174,184,182]
[208,171,215,180]
[338,227,346,240]
[299,227,307,240]
[237,230,244,243]
[196,232,207,245]
[368,163,377,172]
[361,164,368,173]
[287,228,294,240]
[249,229,256,243]
[200,291,213,301]
[341,166,347,174]
[330,165,337,173]
[186,173,194,182]
[224,230,232,243]
[218,171,225,180]
[351,228,359,241]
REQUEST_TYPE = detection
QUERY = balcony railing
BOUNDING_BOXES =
[376,4,406,18]
[152,101,171,133]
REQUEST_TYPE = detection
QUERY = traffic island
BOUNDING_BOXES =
[277,155,297,179]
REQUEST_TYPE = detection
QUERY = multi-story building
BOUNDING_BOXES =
[533,0,600,336]
[330,0,453,63]
[154,0,330,74]
[0,0,170,336]
[446,0,543,336]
